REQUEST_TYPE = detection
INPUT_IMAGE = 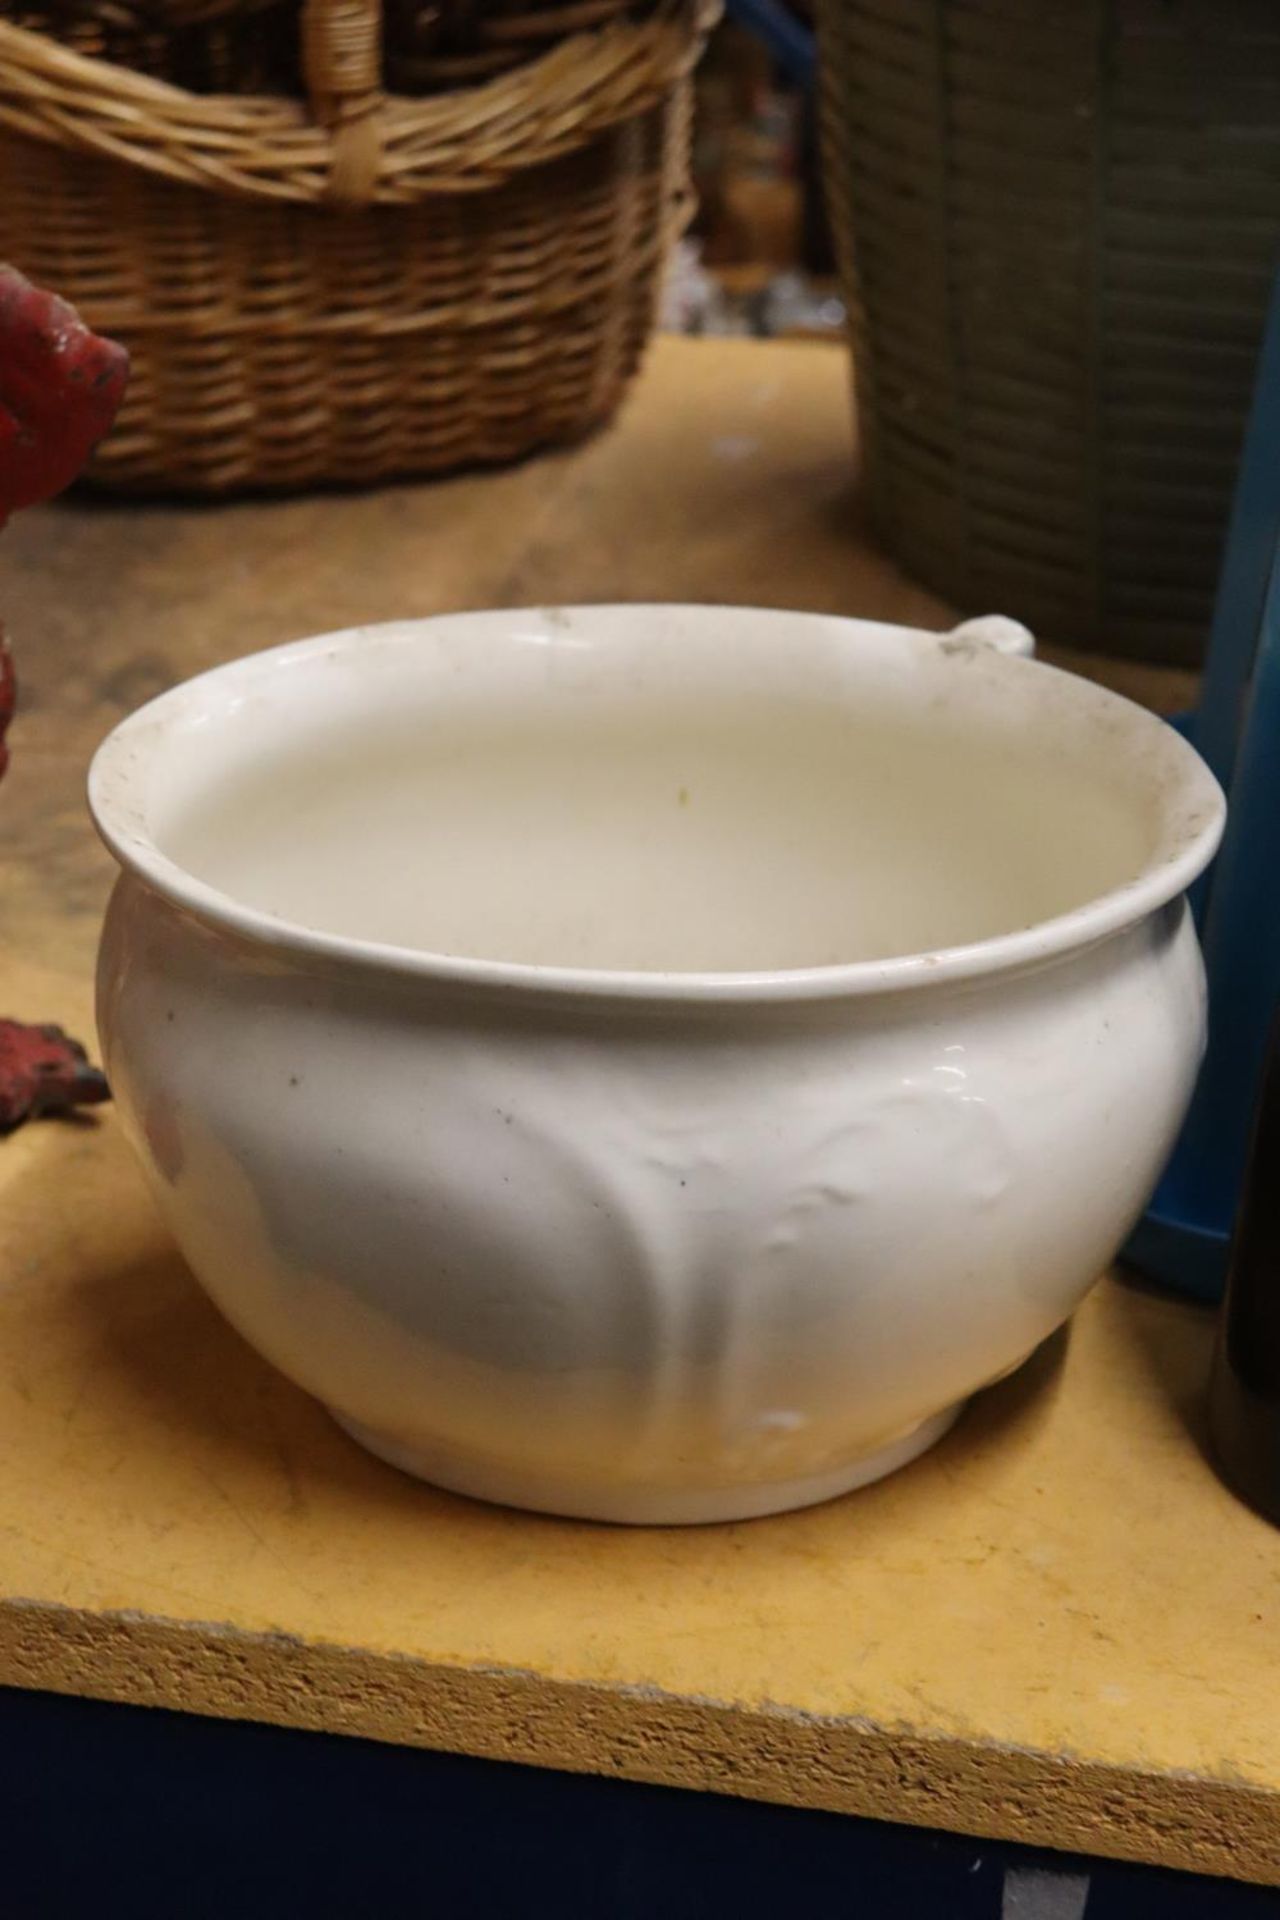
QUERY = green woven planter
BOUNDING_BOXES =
[817,0,1280,664]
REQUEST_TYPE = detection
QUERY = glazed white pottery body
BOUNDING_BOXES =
[90,608,1224,1523]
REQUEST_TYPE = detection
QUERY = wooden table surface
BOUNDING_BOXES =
[4,337,1271,1885]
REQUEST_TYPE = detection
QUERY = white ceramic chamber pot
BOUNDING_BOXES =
[90,607,1225,1524]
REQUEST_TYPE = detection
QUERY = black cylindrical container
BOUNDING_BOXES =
[1210,1010,1280,1524]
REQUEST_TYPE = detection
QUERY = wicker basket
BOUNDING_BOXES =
[0,0,714,491]
[818,0,1280,666]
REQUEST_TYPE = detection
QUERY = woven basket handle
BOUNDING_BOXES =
[301,0,384,204]
[0,0,717,205]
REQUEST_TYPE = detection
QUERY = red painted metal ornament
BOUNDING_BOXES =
[0,264,129,1130]
[0,1022,109,1130]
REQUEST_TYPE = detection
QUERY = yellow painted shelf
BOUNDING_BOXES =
[2,338,1270,1884]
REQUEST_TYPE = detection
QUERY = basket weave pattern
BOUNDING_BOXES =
[0,0,711,489]
[818,0,1280,666]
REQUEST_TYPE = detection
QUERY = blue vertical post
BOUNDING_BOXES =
[1128,542,1280,1301]
[1125,266,1280,1301]
[1193,270,1280,802]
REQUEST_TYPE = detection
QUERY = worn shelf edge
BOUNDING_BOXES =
[1,1598,1275,1884]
